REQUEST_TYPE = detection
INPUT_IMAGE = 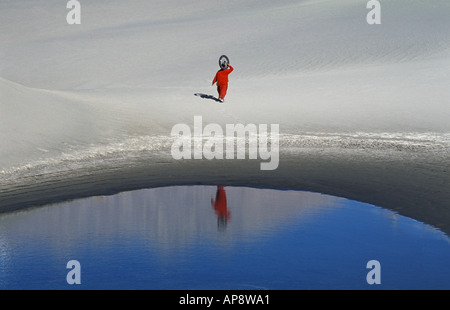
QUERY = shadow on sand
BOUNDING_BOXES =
[194,93,221,103]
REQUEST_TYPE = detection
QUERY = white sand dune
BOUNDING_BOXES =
[1,0,449,219]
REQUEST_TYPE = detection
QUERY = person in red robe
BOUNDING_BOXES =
[211,186,230,230]
[212,64,234,103]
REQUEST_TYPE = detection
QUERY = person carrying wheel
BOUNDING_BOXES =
[212,58,234,103]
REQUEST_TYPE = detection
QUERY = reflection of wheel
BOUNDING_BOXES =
[219,55,229,69]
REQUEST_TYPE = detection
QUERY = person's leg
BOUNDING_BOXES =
[217,85,221,98]
[219,84,228,99]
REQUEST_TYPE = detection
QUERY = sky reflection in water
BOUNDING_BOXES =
[0,186,449,289]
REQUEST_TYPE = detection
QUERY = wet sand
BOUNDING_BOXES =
[1,147,449,235]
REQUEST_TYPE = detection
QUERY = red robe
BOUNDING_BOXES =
[212,65,234,99]
[212,186,230,221]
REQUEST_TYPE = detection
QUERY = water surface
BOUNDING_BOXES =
[0,186,449,289]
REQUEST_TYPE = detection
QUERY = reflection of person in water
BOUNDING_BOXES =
[211,186,230,230]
